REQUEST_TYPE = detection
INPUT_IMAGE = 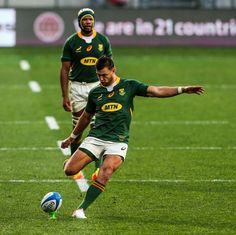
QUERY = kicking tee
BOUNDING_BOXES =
[85,78,148,143]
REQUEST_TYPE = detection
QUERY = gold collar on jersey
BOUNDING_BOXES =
[77,30,97,39]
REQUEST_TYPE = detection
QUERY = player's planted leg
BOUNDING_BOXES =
[72,155,123,219]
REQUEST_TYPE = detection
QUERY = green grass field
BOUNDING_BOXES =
[0,46,236,234]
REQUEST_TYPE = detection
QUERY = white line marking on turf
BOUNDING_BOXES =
[0,146,236,151]
[133,146,236,151]
[204,84,236,89]
[0,147,58,151]
[133,120,229,125]
[45,116,59,130]
[28,81,41,93]
[3,84,236,90]
[0,121,44,124]
[0,120,230,125]
[1,179,236,183]
[19,60,30,71]
[27,84,236,90]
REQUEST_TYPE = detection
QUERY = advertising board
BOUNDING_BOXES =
[1,8,236,46]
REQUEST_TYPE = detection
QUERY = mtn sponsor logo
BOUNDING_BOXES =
[80,57,97,66]
[101,102,122,112]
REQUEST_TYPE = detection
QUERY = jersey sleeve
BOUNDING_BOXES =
[61,38,72,62]
[85,91,96,114]
[103,36,112,57]
[129,80,148,97]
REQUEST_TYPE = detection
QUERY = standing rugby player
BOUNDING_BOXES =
[60,8,112,180]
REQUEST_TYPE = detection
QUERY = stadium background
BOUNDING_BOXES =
[0,1,236,234]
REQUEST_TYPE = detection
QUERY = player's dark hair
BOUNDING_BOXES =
[96,56,114,71]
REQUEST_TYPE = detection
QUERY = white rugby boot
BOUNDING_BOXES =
[72,209,87,219]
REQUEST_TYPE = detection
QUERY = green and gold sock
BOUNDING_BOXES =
[79,180,105,210]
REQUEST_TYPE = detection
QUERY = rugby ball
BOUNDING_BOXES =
[40,192,62,213]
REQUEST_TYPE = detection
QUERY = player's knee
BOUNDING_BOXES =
[98,166,113,183]
[64,164,77,176]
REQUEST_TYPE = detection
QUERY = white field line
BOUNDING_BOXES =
[0,179,236,183]
[28,81,41,93]
[133,146,236,151]
[19,60,30,71]
[0,121,45,124]
[132,120,229,125]
[0,120,230,125]
[2,84,236,90]
[204,84,236,89]
[45,116,59,130]
[0,146,236,151]
[32,84,236,90]
[0,147,58,151]
[21,84,236,89]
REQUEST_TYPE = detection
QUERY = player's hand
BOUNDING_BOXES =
[61,137,75,149]
[62,97,72,112]
[183,86,204,95]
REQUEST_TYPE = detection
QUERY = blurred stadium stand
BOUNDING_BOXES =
[0,0,236,9]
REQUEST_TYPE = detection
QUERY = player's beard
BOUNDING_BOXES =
[81,26,93,36]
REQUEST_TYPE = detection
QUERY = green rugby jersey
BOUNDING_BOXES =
[61,30,112,83]
[85,78,148,143]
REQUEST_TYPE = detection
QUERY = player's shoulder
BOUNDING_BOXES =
[120,78,147,90]
[89,83,103,95]
[95,31,110,41]
[127,78,145,84]
[96,31,106,38]
[66,32,77,41]
[120,78,139,85]
[116,78,135,89]
[64,33,80,44]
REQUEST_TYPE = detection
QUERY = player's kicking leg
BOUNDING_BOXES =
[70,112,101,181]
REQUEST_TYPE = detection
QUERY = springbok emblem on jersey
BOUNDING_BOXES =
[98,44,103,51]
[119,88,125,96]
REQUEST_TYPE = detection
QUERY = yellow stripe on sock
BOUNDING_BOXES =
[93,181,105,192]
[95,180,105,187]
[93,182,105,191]
[93,184,104,192]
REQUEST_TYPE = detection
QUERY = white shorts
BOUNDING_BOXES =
[79,137,128,161]
[69,81,100,113]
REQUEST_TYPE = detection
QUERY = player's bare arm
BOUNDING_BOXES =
[60,61,72,112]
[61,111,94,148]
[146,85,204,97]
